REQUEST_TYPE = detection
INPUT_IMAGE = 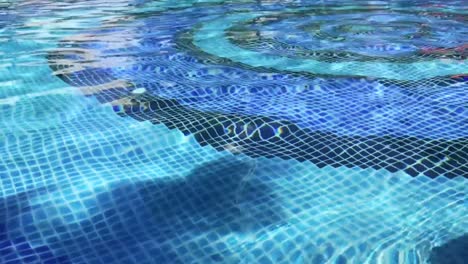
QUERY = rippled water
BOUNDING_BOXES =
[0,1,467,263]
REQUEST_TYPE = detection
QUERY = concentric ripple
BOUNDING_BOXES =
[195,11,467,80]
[49,1,467,179]
[227,10,467,61]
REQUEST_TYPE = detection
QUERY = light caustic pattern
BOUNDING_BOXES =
[1,0,467,264]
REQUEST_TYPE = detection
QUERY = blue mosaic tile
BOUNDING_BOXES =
[0,0,466,263]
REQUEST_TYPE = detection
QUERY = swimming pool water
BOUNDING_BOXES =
[0,0,467,263]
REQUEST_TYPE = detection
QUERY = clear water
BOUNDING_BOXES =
[0,0,467,263]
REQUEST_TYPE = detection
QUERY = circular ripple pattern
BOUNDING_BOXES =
[49,1,468,178]
[227,10,467,61]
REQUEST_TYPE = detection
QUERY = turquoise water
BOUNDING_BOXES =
[0,1,467,263]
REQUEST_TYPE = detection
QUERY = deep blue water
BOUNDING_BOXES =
[0,0,467,263]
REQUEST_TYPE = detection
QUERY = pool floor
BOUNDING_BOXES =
[0,0,467,263]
